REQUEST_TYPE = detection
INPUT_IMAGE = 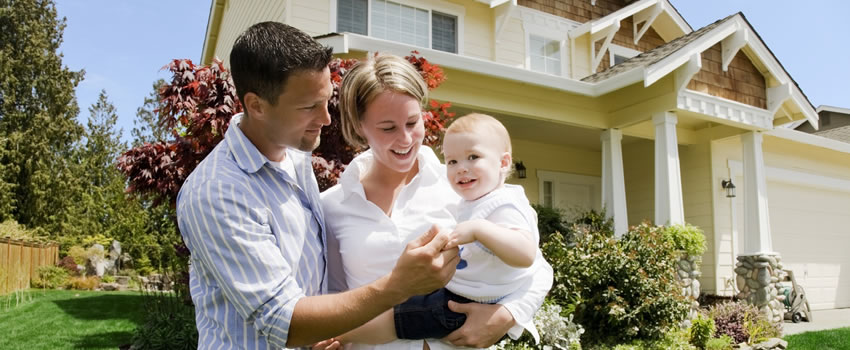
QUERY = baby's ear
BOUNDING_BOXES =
[500,152,512,171]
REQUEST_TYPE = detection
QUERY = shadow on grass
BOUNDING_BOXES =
[71,330,135,349]
[52,293,146,324]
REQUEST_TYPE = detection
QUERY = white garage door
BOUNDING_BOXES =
[768,181,850,310]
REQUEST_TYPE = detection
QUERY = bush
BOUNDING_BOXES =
[67,276,100,290]
[102,275,116,283]
[688,314,715,349]
[662,224,706,257]
[131,291,198,350]
[532,204,571,244]
[0,220,46,240]
[610,328,695,350]
[32,266,69,289]
[67,246,88,267]
[56,256,79,276]
[705,335,733,350]
[543,222,689,346]
[707,301,778,345]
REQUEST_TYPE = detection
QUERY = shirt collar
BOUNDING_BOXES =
[225,113,270,174]
[339,145,445,199]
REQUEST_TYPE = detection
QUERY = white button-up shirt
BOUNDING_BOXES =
[322,147,552,350]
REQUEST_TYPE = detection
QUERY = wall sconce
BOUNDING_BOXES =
[514,161,527,179]
[721,179,736,198]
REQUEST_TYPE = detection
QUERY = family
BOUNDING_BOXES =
[176,21,554,350]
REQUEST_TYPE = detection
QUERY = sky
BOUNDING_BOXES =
[54,1,850,142]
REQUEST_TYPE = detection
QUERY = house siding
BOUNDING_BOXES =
[210,0,288,65]
[518,0,628,24]
[623,139,654,227]
[494,17,526,67]
[687,43,767,109]
[680,142,715,292]
[290,0,330,36]
[595,17,666,73]
[510,138,602,206]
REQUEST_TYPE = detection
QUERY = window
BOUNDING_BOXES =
[335,0,459,53]
[529,35,561,76]
[609,44,641,67]
[543,181,553,208]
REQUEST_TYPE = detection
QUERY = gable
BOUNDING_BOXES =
[687,42,766,109]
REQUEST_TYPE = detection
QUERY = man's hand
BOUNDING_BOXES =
[442,301,516,348]
[386,225,459,302]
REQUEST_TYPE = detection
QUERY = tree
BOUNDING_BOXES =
[131,79,170,147]
[0,0,85,232]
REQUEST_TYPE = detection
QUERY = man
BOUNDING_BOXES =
[177,22,548,349]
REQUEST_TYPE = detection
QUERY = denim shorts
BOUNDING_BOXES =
[393,288,474,340]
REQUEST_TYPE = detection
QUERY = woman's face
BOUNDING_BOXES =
[359,90,425,175]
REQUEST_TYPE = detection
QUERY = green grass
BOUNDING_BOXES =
[785,327,850,350]
[0,289,146,350]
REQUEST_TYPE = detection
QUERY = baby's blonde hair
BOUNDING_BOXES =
[445,113,512,156]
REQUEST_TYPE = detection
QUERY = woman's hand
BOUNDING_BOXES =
[311,338,342,350]
[441,301,516,348]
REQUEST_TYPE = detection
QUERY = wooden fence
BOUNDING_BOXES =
[0,238,59,295]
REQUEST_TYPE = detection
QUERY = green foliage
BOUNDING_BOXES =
[663,224,706,257]
[0,220,46,240]
[542,221,689,346]
[743,312,780,344]
[531,204,571,244]
[82,233,113,248]
[609,328,695,350]
[67,246,88,266]
[131,292,198,350]
[688,314,715,349]
[32,266,69,289]
[704,335,733,350]
[101,275,116,283]
[496,299,584,349]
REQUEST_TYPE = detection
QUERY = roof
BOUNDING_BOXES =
[581,13,734,83]
[814,125,850,143]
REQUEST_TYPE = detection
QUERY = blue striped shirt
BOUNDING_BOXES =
[177,113,327,349]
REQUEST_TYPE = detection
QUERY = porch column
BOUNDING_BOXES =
[601,129,628,237]
[735,131,784,327]
[653,112,684,225]
[741,131,772,254]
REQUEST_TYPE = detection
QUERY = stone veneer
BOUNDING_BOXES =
[734,254,786,328]
[676,254,701,327]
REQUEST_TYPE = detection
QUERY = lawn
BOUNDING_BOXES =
[784,327,850,350]
[0,289,146,350]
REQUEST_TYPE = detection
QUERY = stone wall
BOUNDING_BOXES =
[735,254,786,327]
[677,254,702,327]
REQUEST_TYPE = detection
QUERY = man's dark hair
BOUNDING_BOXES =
[230,22,333,105]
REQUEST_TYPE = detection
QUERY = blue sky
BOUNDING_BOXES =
[55,1,849,142]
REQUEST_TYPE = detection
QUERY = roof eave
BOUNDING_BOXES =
[201,0,226,65]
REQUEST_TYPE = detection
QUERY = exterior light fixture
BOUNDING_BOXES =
[515,161,527,179]
[721,179,736,198]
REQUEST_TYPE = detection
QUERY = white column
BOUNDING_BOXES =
[601,129,628,237]
[741,131,773,254]
[653,112,685,225]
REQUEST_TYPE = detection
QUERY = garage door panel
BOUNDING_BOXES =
[768,181,850,310]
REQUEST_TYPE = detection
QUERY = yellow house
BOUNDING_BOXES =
[201,0,850,312]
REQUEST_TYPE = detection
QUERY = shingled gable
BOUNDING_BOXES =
[582,12,818,128]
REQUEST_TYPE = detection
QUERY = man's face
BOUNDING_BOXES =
[263,67,333,152]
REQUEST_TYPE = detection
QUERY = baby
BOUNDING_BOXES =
[333,113,542,347]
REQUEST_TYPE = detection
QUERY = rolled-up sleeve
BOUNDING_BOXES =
[497,256,553,342]
[178,179,303,348]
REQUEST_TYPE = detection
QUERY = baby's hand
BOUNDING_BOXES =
[311,338,341,350]
[445,221,479,249]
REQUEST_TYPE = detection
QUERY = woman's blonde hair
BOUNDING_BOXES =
[339,54,428,149]
[445,113,512,156]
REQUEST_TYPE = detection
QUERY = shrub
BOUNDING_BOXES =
[0,220,46,240]
[32,266,69,289]
[531,204,571,244]
[67,246,88,267]
[56,256,79,276]
[662,224,706,257]
[81,233,113,248]
[102,275,116,283]
[688,314,715,349]
[543,222,689,346]
[131,291,198,350]
[610,328,695,350]
[67,276,100,290]
[704,335,733,350]
[707,301,778,345]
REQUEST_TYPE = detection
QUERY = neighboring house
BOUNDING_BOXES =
[792,105,850,143]
[201,0,850,311]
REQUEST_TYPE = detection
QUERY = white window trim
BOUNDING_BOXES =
[524,24,567,77]
[609,44,641,66]
[329,0,465,55]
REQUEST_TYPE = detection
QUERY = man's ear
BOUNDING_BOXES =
[242,92,265,121]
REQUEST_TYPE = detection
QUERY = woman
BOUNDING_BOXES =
[321,54,552,349]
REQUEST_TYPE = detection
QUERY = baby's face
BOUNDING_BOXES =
[443,131,509,201]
